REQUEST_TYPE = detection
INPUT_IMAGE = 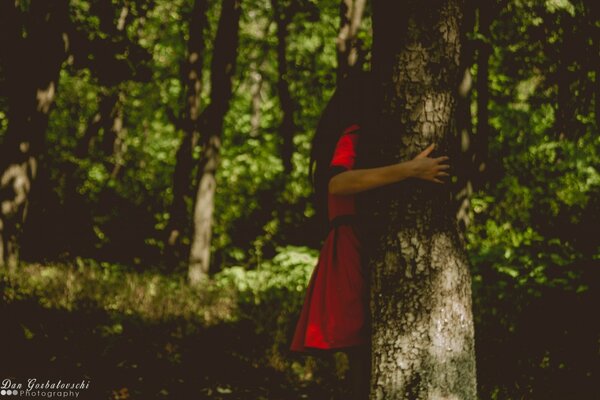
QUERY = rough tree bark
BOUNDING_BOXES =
[188,0,242,284]
[164,0,209,262]
[0,1,68,268]
[364,1,477,398]
[336,0,367,81]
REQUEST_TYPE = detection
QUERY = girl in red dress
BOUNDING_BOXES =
[290,72,450,399]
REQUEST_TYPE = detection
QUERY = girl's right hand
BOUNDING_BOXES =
[410,143,450,184]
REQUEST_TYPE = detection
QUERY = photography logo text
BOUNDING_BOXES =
[1,378,91,398]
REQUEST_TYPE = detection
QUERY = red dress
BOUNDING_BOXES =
[290,124,368,352]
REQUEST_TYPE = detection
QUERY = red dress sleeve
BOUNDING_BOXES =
[329,124,360,171]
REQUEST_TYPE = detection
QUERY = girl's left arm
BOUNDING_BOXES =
[328,143,450,195]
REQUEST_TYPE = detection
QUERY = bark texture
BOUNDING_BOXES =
[366,1,477,398]
[188,0,242,284]
[0,1,68,268]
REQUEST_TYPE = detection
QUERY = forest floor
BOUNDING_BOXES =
[0,263,347,400]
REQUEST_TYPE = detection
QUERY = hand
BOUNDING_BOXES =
[410,143,450,184]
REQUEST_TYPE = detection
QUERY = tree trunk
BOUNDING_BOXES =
[474,2,491,187]
[97,91,127,179]
[188,0,242,285]
[0,1,68,268]
[555,15,574,140]
[164,0,209,262]
[595,9,600,132]
[249,69,264,137]
[595,32,600,134]
[76,92,120,158]
[271,0,296,174]
[451,0,475,235]
[337,0,367,81]
[366,1,477,398]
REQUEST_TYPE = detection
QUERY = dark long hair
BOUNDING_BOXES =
[308,71,374,230]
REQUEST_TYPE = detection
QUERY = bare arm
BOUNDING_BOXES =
[329,143,450,195]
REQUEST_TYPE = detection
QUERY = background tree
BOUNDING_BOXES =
[336,0,367,81]
[271,0,298,174]
[364,0,477,398]
[188,0,243,284]
[164,0,210,265]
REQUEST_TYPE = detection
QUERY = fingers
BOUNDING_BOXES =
[416,143,435,158]
[435,155,450,163]
[432,171,450,184]
[423,143,435,156]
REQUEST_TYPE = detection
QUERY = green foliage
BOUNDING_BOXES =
[465,1,599,397]
[215,245,317,307]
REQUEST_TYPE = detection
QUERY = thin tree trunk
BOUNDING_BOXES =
[452,0,476,235]
[164,0,209,261]
[595,12,600,132]
[581,1,600,135]
[188,0,242,285]
[336,0,367,81]
[0,1,68,268]
[474,2,491,187]
[58,90,120,257]
[555,15,575,140]
[366,1,477,398]
[76,92,120,158]
[97,5,131,180]
[271,0,296,174]
[249,69,264,137]
[98,91,127,179]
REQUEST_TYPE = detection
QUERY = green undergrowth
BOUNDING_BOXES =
[0,246,350,399]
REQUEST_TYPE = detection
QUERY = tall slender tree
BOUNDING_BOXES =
[188,0,242,284]
[474,1,492,184]
[363,0,477,398]
[451,0,476,234]
[165,0,209,262]
[271,0,297,174]
[591,3,600,132]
